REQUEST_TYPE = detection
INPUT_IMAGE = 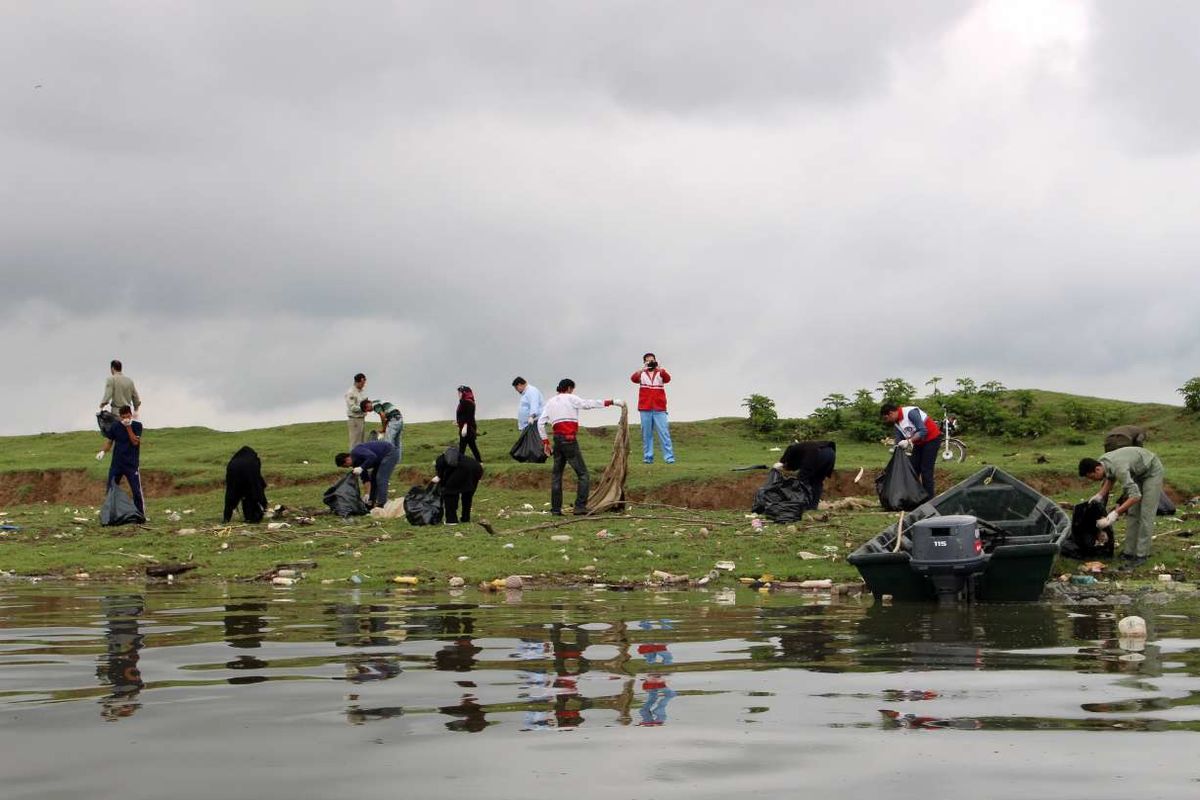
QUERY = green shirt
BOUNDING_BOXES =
[374,401,402,420]
[1100,446,1162,499]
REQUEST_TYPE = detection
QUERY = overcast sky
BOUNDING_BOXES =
[3,1,1198,436]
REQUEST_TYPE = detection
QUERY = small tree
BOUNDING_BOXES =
[954,377,977,397]
[1179,378,1200,413]
[925,376,943,397]
[1012,389,1035,418]
[979,380,1007,397]
[877,378,916,406]
[742,394,778,433]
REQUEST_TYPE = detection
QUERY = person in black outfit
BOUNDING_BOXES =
[223,446,269,523]
[456,385,482,462]
[433,446,484,524]
[774,440,836,509]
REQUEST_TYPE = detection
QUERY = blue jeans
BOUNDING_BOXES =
[640,411,674,463]
[384,417,404,463]
[367,446,400,507]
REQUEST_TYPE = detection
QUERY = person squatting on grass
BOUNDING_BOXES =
[432,446,484,524]
[1079,446,1166,569]
[772,440,837,509]
[632,353,674,464]
[345,373,368,451]
[335,439,398,509]
[456,385,482,463]
[537,379,625,515]
[881,402,942,499]
[513,377,544,432]
[96,405,145,517]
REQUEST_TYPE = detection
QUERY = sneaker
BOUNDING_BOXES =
[550,510,563,517]
[1117,554,1148,572]
[643,460,653,465]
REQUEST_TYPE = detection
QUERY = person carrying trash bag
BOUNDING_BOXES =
[432,446,484,525]
[223,446,269,524]
[537,379,625,516]
[324,472,370,518]
[512,377,544,432]
[772,440,836,509]
[876,443,927,511]
[96,405,146,521]
[510,422,548,463]
[1079,446,1166,570]
[880,403,942,499]
[335,439,399,509]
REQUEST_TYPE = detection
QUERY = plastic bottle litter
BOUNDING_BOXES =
[799,579,833,589]
[275,569,297,578]
[392,576,419,585]
[271,576,295,586]
[1070,575,1097,585]
[1158,573,1173,583]
[714,561,735,571]
[503,542,515,549]
[348,574,363,584]
[550,534,571,542]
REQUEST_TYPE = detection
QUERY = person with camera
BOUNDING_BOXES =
[631,353,674,464]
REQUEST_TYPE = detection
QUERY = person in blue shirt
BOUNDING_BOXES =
[95,405,145,516]
[334,440,399,509]
[512,377,544,431]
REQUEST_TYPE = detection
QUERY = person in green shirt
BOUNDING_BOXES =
[1078,446,1165,569]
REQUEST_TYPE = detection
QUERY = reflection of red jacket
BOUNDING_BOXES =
[631,369,671,412]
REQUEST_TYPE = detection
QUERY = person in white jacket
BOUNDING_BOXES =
[537,378,625,515]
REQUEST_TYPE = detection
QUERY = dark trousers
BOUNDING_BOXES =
[443,491,475,523]
[458,432,482,463]
[107,466,145,515]
[910,436,942,500]
[799,445,837,509]
[551,436,589,513]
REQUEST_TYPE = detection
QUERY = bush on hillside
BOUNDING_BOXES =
[877,378,916,406]
[742,394,778,433]
[1180,378,1200,414]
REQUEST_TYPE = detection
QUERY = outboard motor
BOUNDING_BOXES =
[908,514,988,603]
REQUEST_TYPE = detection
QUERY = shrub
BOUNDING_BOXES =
[1062,400,1096,430]
[877,378,916,406]
[1179,377,1200,413]
[742,394,778,433]
[1013,389,1035,418]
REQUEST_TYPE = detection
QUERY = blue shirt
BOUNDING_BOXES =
[350,440,395,471]
[107,420,143,471]
[517,385,544,430]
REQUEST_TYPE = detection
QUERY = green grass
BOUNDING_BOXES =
[0,390,1197,588]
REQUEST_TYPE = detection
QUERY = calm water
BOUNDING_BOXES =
[2,584,1199,799]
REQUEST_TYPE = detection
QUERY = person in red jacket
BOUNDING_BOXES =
[631,353,674,464]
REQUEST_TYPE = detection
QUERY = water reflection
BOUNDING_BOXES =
[96,595,144,721]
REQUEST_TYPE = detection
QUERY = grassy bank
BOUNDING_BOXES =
[0,390,1197,588]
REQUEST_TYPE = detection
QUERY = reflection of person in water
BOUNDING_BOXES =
[440,696,489,732]
[223,602,269,676]
[636,643,676,726]
[97,595,145,721]
[345,656,402,683]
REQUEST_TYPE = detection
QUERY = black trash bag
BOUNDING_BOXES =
[1060,500,1113,560]
[97,410,118,436]
[510,425,548,463]
[404,484,444,526]
[876,448,927,512]
[751,469,810,523]
[100,484,145,527]
[323,472,369,518]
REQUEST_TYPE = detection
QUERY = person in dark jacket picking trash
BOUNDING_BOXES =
[432,446,484,524]
[772,440,837,509]
[224,446,269,523]
[1079,446,1165,569]
[881,403,942,499]
[335,439,399,509]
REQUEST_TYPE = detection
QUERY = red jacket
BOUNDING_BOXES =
[631,369,670,412]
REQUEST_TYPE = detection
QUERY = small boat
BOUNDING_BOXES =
[848,467,1070,602]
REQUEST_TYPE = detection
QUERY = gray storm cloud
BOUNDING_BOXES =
[1,1,1198,436]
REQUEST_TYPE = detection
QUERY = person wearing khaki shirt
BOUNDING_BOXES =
[100,360,141,416]
[1079,446,1165,567]
[345,373,368,451]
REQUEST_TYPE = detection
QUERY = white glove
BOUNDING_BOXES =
[430,476,440,484]
[896,439,913,453]
[96,450,106,461]
[1088,493,1105,505]
[613,399,626,407]
[528,415,538,423]
[1096,510,1119,530]
[771,462,785,471]
[352,466,363,476]
[460,424,468,437]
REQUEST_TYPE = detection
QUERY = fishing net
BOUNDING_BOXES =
[586,405,629,514]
